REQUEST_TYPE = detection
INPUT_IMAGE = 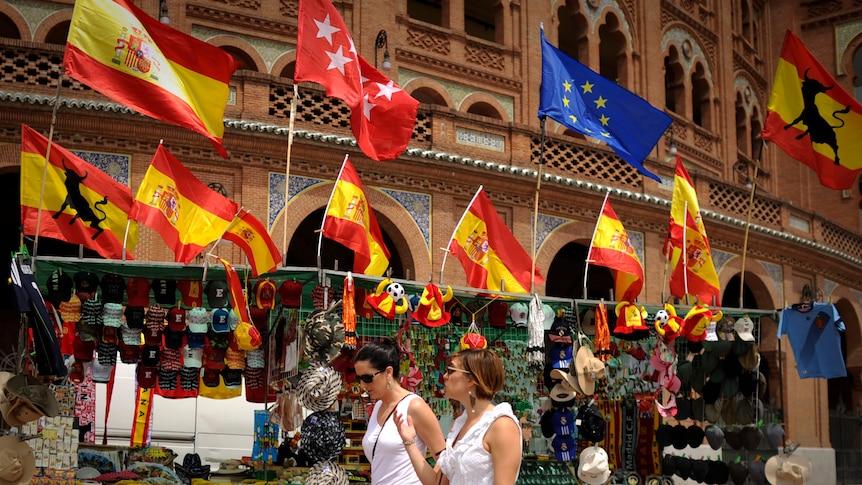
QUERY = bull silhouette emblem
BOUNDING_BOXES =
[784,68,851,165]
[52,159,108,239]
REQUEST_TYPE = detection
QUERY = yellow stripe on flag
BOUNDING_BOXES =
[452,211,527,293]
[130,386,153,447]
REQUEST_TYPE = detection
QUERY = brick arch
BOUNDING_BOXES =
[402,77,454,109]
[0,144,21,173]
[830,288,862,368]
[717,255,781,310]
[534,219,596,295]
[841,32,862,82]
[32,8,72,43]
[661,23,714,80]
[458,92,509,122]
[272,182,430,279]
[0,4,31,40]
[206,35,266,73]
[271,51,297,78]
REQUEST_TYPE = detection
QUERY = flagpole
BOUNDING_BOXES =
[583,192,610,299]
[32,76,65,263]
[531,118,547,294]
[738,143,764,308]
[440,186,483,286]
[318,155,349,274]
[682,201,689,302]
[281,85,299,266]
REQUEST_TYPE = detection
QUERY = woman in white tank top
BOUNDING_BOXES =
[355,339,446,485]
[395,348,522,485]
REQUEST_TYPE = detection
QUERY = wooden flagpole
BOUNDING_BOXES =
[582,191,610,299]
[531,118,547,294]
[738,142,764,308]
[32,76,66,264]
[439,186,483,286]
[281,85,299,266]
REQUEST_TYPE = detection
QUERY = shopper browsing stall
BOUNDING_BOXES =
[395,348,522,485]
[355,338,446,485]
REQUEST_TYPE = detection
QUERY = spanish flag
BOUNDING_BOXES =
[62,0,239,157]
[130,144,238,263]
[664,155,720,304]
[223,209,282,277]
[20,124,138,259]
[586,195,643,302]
[762,30,862,190]
[321,156,390,276]
[447,187,543,294]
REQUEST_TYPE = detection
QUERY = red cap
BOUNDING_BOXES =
[126,278,151,307]
[488,300,509,328]
[278,280,303,308]
[254,279,277,310]
[177,280,204,308]
[137,365,158,389]
[167,307,187,332]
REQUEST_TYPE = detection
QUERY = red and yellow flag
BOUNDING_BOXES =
[761,29,862,190]
[62,0,239,157]
[322,157,390,276]
[223,209,282,277]
[130,144,238,263]
[447,187,543,293]
[586,197,643,302]
[20,124,138,259]
[664,155,720,303]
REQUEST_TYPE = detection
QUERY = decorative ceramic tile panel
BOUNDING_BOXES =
[712,248,733,273]
[268,173,325,228]
[758,259,783,305]
[380,188,431,251]
[536,214,571,252]
[71,150,131,187]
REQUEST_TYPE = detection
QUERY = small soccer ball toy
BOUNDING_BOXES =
[654,309,670,326]
[386,282,405,301]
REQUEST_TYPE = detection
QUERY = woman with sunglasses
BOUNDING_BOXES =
[355,338,446,485]
[395,348,522,485]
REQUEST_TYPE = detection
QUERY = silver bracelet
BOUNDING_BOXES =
[403,439,416,446]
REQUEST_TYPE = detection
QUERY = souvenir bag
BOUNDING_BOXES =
[459,321,487,350]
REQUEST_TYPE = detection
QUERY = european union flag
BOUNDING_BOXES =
[538,30,671,182]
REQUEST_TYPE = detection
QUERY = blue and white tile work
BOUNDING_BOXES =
[712,249,734,274]
[759,260,783,305]
[71,150,130,187]
[268,173,326,229]
[380,188,431,252]
[535,214,571,252]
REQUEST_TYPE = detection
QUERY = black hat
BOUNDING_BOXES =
[729,461,749,485]
[702,380,722,404]
[686,425,705,448]
[690,459,710,483]
[175,453,211,484]
[575,403,606,442]
[675,456,692,480]
[724,427,743,450]
[741,425,763,451]
[675,396,691,421]
[661,454,677,476]
[670,424,688,450]
[548,316,572,344]
[152,278,178,305]
[656,424,673,448]
[300,411,345,463]
[46,270,74,306]
[540,409,555,438]
[100,273,126,304]
[710,460,730,484]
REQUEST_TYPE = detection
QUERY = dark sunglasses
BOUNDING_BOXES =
[357,369,384,384]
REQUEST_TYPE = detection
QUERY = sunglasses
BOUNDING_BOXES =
[446,366,471,375]
[357,369,384,384]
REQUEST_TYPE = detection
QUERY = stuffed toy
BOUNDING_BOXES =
[654,303,684,342]
[613,301,650,340]
[364,278,409,320]
[681,303,723,342]
[413,283,453,327]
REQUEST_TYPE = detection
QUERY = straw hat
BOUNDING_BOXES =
[296,364,343,412]
[764,453,812,485]
[0,436,35,485]
[575,345,606,396]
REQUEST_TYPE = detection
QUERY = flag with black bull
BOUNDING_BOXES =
[9,252,66,378]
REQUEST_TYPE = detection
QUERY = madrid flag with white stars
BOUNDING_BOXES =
[295,0,418,161]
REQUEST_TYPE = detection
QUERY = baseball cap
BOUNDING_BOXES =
[509,302,528,327]
[73,271,100,299]
[734,316,756,342]
[163,327,185,350]
[549,344,573,369]
[177,280,204,308]
[46,270,74,306]
[126,277,151,307]
[141,345,160,367]
[119,341,141,364]
[575,403,606,442]
[487,300,509,328]
[548,317,572,344]
[151,279,178,305]
[279,279,303,308]
[552,434,576,462]
[210,308,230,333]
[167,307,187,332]
[183,345,203,368]
[99,273,126,304]
[186,332,207,349]
[205,280,230,308]
[254,279,277,310]
[187,307,209,334]
[124,305,145,329]
[137,365,158,389]
[552,408,576,435]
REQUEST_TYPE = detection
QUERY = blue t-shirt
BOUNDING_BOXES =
[778,302,846,379]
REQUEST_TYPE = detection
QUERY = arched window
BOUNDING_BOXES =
[691,62,711,130]
[220,46,257,71]
[45,21,70,45]
[741,0,751,42]
[465,0,497,43]
[0,13,20,39]
[279,61,296,80]
[557,6,588,62]
[750,106,762,157]
[407,0,442,27]
[664,46,685,114]
[411,87,448,107]
[735,93,748,155]
[466,101,502,120]
[599,13,627,88]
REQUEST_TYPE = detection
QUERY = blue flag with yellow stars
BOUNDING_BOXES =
[538,30,671,182]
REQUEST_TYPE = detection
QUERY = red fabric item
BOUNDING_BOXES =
[223,210,282,277]
[126,278,151,307]
[177,280,204,308]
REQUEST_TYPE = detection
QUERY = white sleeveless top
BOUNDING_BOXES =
[438,402,521,485]
[361,394,427,485]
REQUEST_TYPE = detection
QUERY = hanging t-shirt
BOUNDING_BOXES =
[778,302,846,379]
